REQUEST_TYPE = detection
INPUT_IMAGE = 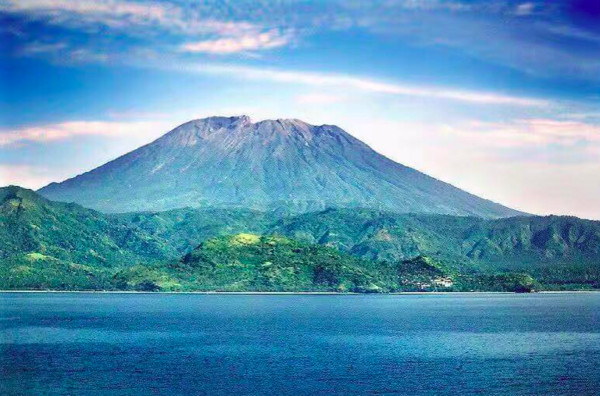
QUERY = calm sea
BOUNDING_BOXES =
[1,293,599,395]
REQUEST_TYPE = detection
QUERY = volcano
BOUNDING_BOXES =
[39,116,521,217]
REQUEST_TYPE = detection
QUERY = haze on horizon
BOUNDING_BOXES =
[1,0,599,219]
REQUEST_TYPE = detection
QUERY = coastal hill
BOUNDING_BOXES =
[39,116,520,217]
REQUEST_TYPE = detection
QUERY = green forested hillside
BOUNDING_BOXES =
[271,208,600,287]
[0,186,174,290]
[1,187,599,290]
[112,235,536,292]
[0,186,174,265]
[124,233,390,292]
[116,207,272,254]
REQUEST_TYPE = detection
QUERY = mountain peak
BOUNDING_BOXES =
[157,116,345,148]
[186,115,318,132]
[197,115,252,126]
[187,115,342,134]
[184,115,312,130]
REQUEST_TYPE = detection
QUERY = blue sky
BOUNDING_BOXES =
[1,0,600,218]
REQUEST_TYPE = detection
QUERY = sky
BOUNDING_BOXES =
[1,0,599,218]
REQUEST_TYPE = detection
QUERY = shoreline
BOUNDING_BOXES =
[0,290,598,295]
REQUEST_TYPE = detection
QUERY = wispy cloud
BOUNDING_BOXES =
[5,0,599,81]
[0,120,172,146]
[541,24,600,43]
[0,0,286,38]
[181,29,291,55]
[1,0,181,30]
[184,64,548,107]
[65,48,110,63]
[2,0,295,58]
[561,112,600,121]
[318,2,600,80]
[441,118,600,154]
[18,40,111,64]
[20,41,68,55]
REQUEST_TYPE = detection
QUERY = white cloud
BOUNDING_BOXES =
[0,120,172,146]
[515,3,535,16]
[185,64,549,107]
[181,29,291,54]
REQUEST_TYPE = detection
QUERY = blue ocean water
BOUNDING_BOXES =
[1,293,599,395]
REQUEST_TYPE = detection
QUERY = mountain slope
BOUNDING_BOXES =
[39,116,521,217]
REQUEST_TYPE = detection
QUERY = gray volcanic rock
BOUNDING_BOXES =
[39,116,522,217]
